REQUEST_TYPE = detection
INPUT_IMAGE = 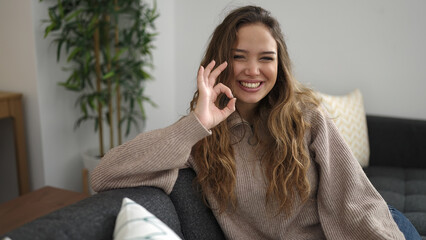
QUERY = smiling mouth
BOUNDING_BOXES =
[239,81,261,88]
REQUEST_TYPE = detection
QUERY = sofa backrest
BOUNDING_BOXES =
[367,115,426,169]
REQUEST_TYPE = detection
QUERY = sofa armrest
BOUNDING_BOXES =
[2,186,183,240]
[170,168,226,240]
[367,115,426,168]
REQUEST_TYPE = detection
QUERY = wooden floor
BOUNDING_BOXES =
[0,186,88,235]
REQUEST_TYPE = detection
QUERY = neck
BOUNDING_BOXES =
[236,102,258,124]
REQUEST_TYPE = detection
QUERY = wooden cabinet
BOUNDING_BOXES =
[0,92,30,195]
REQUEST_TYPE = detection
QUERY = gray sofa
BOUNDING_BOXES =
[2,115,426,240]
[364,115,426,239]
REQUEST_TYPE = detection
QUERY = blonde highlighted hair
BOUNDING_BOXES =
[190,6,320,215]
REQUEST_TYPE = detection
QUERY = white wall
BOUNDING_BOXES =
[144,0,177,130]
[1,0,425,193]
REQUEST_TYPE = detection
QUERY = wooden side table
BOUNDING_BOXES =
[0,186,89,235]
[0,91,30,195]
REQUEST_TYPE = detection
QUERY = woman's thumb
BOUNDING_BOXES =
[222,97,236,117]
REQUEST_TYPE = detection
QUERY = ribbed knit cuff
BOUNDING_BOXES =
[169,112,211,147]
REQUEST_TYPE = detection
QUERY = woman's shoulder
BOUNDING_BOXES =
[300,101,330,130]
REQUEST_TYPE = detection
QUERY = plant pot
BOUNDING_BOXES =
[81,149,101,195]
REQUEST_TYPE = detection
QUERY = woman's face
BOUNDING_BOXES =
[230,23,278,112]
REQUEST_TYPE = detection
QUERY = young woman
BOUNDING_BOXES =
[91,5,420,240]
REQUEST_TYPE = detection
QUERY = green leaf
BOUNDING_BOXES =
[105,112,111,126]
[48,7,56,21]
[125,117,137,136]
[113,48,128,61]
[80,101,88,116]
[67,47,81,62]
[58,0,64,18]
[136,97,146,120]
[84,52,91,74]
[59,82,80,91]
[88,15,98,30]
[64,9,83,22]
[56,39,64,61]
[142,96,157,108]
[102,71,115,80]
[44,23,57,38]
[88,95,96,110]
[74,116,89,130]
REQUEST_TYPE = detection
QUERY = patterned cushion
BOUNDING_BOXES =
[364,166,426,239]
[317,89,370,167]
[114,197,182,240]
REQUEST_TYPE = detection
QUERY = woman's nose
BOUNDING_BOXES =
[244,61,260,76]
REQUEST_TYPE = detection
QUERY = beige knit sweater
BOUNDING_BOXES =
[91,108,404,240]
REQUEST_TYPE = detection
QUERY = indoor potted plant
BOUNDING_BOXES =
[41,0,159,192]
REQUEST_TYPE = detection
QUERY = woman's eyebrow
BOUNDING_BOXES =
[232,48,276,55]
[261,51,277,55]
[232,48,248,53]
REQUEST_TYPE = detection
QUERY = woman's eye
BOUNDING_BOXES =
[261,57,274,61]
[233,55,244,59]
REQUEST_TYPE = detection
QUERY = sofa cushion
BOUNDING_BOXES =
[318,89,370,167]
[114,197,181,240]
[365,166,426,239]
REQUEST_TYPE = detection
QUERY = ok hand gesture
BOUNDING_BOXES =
[194,60,236,130]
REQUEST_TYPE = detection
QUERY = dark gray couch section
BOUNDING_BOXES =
[365,167,426,239]
[366,115,426,169]
[365,115,426,239]
[170,168,226,240]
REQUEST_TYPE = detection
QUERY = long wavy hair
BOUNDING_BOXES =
[190,6,320,215]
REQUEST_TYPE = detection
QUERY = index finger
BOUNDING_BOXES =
[208,61,228,84]
[197,65,205,86]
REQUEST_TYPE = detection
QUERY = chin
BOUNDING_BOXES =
[237,98,263,105]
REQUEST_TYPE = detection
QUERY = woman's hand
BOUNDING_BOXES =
[194,60,236,130]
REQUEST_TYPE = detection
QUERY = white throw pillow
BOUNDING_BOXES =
[113,197,182,240]
[317,89,370,167]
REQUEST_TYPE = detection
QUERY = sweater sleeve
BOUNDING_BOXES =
[308,108,405,240]
[90,112,210,194]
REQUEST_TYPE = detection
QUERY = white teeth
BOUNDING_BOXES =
[240,82,261,88]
